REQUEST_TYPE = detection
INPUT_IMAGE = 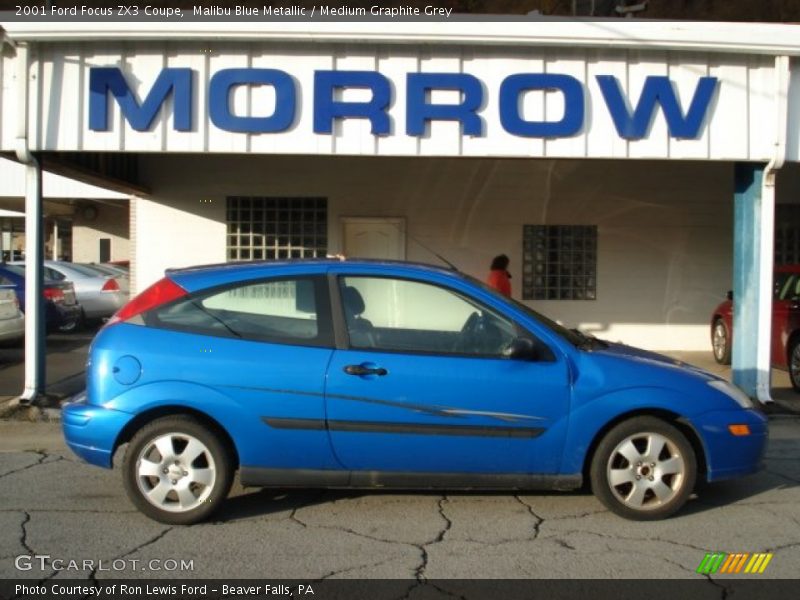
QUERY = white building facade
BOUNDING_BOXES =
[2,20,799,365]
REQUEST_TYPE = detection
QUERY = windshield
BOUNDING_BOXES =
[462,273,584,347]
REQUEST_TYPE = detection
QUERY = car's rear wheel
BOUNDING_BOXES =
[122,416,234,525]
[789,337,800,392]
[57,315,82,333]
[711,318,731,365]
[590,417,696,520]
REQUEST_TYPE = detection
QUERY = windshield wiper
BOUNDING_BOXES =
[186,296,243,339]
[570,328,608,351]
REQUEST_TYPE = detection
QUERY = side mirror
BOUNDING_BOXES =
[504,337,540,361]
[726,290,733,301]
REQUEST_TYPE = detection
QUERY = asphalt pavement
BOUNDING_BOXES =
[1,336,799,582]
[0,417,798,582]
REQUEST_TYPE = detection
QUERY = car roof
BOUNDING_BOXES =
[168,258,457,276]
[166,258,464,292]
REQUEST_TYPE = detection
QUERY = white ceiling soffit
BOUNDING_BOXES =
[3,20,800,56]
[0,208,25,218]
[0,157,128,199]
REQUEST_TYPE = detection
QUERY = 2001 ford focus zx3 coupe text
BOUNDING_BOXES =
[62,260,767,524]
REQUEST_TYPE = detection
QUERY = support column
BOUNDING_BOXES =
[52,219,59,260]
[732,162,773,402]
[21,159,46,403]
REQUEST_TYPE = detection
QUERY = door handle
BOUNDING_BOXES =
[344,364,388,377]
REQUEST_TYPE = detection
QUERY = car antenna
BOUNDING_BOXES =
[388,221,459,272]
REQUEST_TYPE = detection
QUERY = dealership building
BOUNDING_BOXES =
[1,19,800,401]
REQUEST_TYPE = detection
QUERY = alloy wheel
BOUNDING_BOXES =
[712,322,727,361]
[606,432,686,511]
[135,433,217,513]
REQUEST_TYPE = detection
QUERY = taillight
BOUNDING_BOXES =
[44,287,65,304]
[106,277,187,327]
[101,278,120,292]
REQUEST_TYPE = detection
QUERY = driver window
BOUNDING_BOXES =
[340,276,517,356]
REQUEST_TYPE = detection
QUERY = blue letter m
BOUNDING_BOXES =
[597,75,718,140]
[89,67,192,132]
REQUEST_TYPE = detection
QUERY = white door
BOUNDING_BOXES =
[342,218,405,260]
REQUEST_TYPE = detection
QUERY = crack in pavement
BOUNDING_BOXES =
[413,496,452,583]
[766,540,800,553]
[14,511,58,586]
[288,509,416,550]
[20,512,35,557]
[84,527,174,594]
[319,556,399,580]
[546,528,715,554]
[514,495,544,540]
[0,452,53,479]
[554,538,576,550]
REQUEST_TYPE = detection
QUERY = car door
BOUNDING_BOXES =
[325,273,571,476]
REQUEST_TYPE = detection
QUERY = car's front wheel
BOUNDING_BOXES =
[711,318,731,365]
[122,416,234,525]
[590,417,696,520]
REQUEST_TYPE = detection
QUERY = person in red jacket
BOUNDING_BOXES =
[487,254,512,297]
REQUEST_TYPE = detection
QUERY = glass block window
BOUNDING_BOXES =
[227,197,327,261]
[775,225,800,266]
[522,225,597,301]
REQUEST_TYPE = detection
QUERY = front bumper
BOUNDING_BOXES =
[690,408,769,482]
[62,394,135,468]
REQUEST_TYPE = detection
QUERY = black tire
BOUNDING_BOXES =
[122,415,234,525]
[590,416,696,520]
[711,318,731,365]
[788,336,800,392]
[57,310,84,333]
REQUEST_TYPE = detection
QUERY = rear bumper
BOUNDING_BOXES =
[0,313,24,341]
[47,302,82,330]
[62,394,134,468]
[79,292,126,319]
[690,408,768,482]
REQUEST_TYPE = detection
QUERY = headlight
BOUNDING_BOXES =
[707,380,755,409]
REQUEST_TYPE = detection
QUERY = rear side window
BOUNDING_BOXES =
[44,267,66,281]
[144,276,333,347]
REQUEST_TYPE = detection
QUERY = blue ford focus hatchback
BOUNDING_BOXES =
[63,260,767,524]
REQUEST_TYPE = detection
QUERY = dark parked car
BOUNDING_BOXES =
[64,260,766,525]
[711,264,800,390]
[12,261,128,322]
[0,264,82,333]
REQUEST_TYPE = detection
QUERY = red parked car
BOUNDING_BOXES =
[711,264,800,391]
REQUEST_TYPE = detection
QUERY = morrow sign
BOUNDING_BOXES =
[89,67,719,140]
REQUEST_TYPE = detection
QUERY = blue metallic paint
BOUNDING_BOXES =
[63,260,767,494]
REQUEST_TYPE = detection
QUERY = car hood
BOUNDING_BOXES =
[591,340,721,382]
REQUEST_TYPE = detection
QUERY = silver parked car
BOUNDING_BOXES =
[83,263,131,295]
[0,280,24,344]
[12,261,128,323]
